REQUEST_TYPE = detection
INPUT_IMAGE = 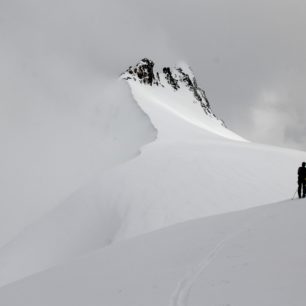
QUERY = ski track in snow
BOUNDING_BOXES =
[170,229,245,306]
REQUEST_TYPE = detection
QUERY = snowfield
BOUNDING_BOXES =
[0,198,305,306]
[0,73,305,289]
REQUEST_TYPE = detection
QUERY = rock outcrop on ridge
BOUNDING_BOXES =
[121,58,224,124]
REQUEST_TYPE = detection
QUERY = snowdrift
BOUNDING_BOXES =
[0,198,305,306]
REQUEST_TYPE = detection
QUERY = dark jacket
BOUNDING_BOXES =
[298,166,306,183]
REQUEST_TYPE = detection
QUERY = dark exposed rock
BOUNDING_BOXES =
[176,67,205,104]
[122,58,156,86]
[176,67,194,88]
[175,66,214,115]
[162,67,180,90]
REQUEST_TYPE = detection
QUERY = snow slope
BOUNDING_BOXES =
[122,59,245,142]
[0,198,305,306]
[0,43,156,248]
[0,60,305,287]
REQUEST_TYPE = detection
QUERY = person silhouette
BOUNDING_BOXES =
[298,162,306,198]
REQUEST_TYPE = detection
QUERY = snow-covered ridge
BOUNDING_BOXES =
[121,58,245,142]
[121,58,221,121]
[2,59,302,288]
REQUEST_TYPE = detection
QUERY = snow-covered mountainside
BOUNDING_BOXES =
[0,59,305,289]
[121,58,244,141]
[0,198,305,306]
[122,58,217,119]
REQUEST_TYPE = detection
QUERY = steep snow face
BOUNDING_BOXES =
[122,58,245,142]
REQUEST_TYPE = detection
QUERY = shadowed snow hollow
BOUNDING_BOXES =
[0,59,304,287]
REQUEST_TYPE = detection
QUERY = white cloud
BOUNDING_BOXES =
[249,89,303,149]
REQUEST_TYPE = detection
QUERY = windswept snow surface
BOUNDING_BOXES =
[0,199,305,306]
[0,73,305,287]
[128,74,245,142]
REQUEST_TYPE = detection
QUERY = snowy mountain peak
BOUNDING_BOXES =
[122,58,222,123]
[121,59,245,142]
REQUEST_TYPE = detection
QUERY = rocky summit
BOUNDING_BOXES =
[121,58,222,121]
